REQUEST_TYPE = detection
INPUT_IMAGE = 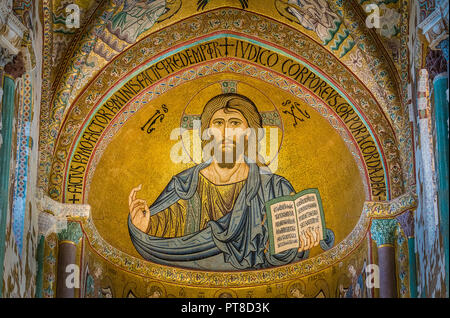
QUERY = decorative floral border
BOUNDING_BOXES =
[363,191,417,218]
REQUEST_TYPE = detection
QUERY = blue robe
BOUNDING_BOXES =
[128,159,331,270]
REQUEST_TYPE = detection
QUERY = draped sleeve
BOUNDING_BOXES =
[147,200,188,238]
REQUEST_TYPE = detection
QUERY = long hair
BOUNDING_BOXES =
[200,93,266,165]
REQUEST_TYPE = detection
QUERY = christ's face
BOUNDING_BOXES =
[208,108,249,165]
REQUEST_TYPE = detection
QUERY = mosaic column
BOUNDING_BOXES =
[0,72,15,298]
[36,210,59,298]
[0,67,3,123]
[35,234,45,298]
[34,194,90,298]
[417,69,440,245]
[370,218,398,298]
[396,211,417,297]
[419,0,449,297]
[434,69,449,298]
[56,222,83,298]
[0,54,26,297]
[432,34,449,296]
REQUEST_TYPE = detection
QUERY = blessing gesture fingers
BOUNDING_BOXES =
[128,184,151,233]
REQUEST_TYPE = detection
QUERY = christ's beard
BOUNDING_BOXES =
[217,161,236,169]
[214,141,246,169]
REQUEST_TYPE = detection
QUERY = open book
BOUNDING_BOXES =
[265,188,326,255]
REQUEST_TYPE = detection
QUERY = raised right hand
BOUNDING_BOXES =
[128,184,151,233]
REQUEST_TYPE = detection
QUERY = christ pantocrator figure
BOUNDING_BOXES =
[128,93,326,270]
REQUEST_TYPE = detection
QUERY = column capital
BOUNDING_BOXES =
[3,51,25,79]
[36,191,91,218]
[425,47,448,81]
[396,210,415,238]
[0,47,14,68]
[0,0,26,56]
[418,1,449,51]
[36,192,90,237]
[0,0,26,73]
[370,218,398,247]
[57,221,83,245]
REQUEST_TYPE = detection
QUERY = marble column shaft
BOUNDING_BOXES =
[56,222,82,298]
[371,218,398,298]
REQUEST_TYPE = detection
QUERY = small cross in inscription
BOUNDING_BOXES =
[219,37,235,56]
[68,194,80,204]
